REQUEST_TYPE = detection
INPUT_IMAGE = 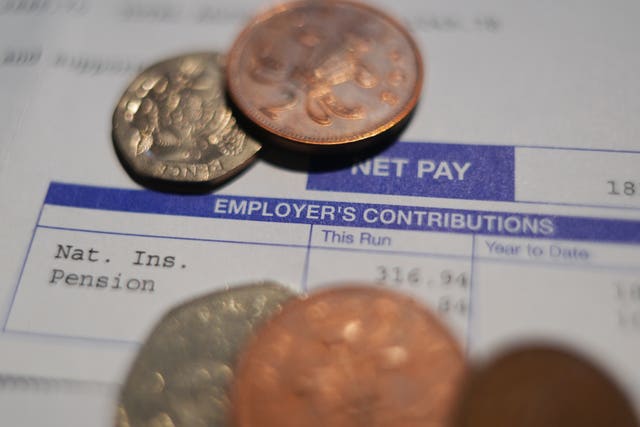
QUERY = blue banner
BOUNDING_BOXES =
[307,141,514,201]
[44,182,640,244]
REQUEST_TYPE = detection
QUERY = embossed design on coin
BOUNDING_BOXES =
[227,0,423,146]
[113,53,260,183]
[454,346,639,427]
[230,285,465,427]
[115,282,296,427]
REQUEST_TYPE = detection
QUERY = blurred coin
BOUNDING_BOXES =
[115,282,296,427]
[227,0,423,147]
[454,346,639,427]
[230,285,466,427]
[113,53,260,184]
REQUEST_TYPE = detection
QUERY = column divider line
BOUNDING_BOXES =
[465,234,477,355]
[300,223,314,293]
[2,198,46,331]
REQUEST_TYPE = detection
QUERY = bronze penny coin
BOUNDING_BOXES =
[230,285,466,427]
[454,346,639,427]
[113,52,261,184]
[226,0,424,147]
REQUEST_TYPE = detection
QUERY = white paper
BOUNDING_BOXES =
[1,0,639,425]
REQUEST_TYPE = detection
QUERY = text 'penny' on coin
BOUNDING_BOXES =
[113,52,261,185]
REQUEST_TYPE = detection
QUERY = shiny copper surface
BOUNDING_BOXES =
[226,0,423,146]
[454,346,639,427]
[230,285,465,427]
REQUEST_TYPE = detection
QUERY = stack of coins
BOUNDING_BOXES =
[112,0,424,188]
[115,282,639,427]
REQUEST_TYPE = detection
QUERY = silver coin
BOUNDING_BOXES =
[115,282,297,427]
[113,53,261,184]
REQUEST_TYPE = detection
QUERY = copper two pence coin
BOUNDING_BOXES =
[230,285,466,427]
[226,0,424,147]
[454,346,639,427]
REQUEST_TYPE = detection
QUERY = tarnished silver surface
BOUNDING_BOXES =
[113,53,261,184]
[115,282,296,427]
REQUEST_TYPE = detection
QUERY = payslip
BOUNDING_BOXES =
[1,0,639,425]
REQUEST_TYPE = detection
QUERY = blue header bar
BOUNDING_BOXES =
[307,142,514,201]
[44,182,640,244]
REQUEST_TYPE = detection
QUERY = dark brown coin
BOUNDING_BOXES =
[230,285,466,427]
[454,346,639,427]
[226,0,423,147]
